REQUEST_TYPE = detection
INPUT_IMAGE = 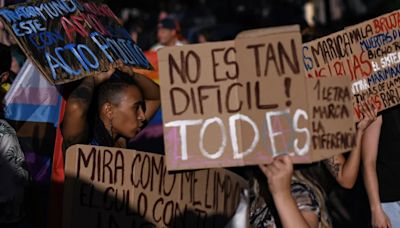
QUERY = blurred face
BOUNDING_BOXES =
[11,57,20,74]
[0,72,9,83]
[130,31,138,43]
[157,28,176,46]
[108,85,146,139]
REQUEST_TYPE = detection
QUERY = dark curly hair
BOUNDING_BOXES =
[90,71,146,147]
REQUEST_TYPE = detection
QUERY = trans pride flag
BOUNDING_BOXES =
[4,60,63,185]
[5,60,62,126]
[5,60,64,228]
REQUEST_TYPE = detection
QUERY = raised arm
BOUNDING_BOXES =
[323,102,377,189]
[116,62,161,121]
[259,156,318,228]
[362,116,391,228]
[62,67,115,154]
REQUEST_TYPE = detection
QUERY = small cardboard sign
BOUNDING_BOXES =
[302,30,373,121]
[158,25,356,171]
[302,29,372,81]
[345,9,400,117]
[0,0,152,85]
[306,76,355,161]
[63,145,247,228]
[302,10,400,120]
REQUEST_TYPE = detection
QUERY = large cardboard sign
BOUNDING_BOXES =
[159,26,356,171]
[63,145,247,228]
[0,0,151,85]
[235,26,312,164]
[345,9,400,116]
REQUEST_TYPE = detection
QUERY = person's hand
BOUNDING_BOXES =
[93,63,117,85]
[259,155,293,197]
[371,207,391,228]
[357,100,378,132]
[115,59,135,76]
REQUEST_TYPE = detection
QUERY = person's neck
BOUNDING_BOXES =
[166,38,177,47]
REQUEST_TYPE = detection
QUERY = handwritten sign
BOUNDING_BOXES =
[0,0,151,85]
[235,26,313,162]
[302,30,374,121]
[302,30,372,81]
[345,9,400,116]
[63,145,247,228]
[307,77,355,161]
[159,25,356,171]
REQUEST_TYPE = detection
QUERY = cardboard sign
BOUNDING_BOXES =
[307,77,355,161]
[158,25,356,171]
[302,30,373,121]
[234,26,311,162]
[63,145,247,228]
[0,0,151,85]
[302,30,372,81]
[345,9,400,116]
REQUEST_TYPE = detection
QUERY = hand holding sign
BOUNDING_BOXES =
[259,155,293,197]
[115,59,135,76]
[356,100,378,132]
[93,63,116,85]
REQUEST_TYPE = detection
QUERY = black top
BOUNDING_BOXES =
[377,106,400,202]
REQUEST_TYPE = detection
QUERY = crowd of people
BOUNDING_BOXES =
[0,0,400,227]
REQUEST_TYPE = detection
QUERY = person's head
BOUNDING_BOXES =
[96,73,146,140]
[157,18,179,46]
[124,19,143,43]
[0,43,12,84]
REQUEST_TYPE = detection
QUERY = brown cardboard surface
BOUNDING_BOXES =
[235,26,312,164]
[159,40,256,170]
[306,77,356,161]
[63,145,248,228]
[302,29,373,121]
[345,9,400,117]
[235,25,300,39]
[158,27,314,171]
[159,25,359,171]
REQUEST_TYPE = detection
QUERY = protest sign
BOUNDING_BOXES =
[345,9,400,116]
[237,26,356,162]
[302,30,372,81]
[159,40,252,170]
[159,25,356,171]
[302,30,375,121]
[0,0,151,85]
[234,26,311,162]
[63,145,247,228]
[307,77,355,161]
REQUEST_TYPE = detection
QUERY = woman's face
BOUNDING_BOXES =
[110,85,145,139]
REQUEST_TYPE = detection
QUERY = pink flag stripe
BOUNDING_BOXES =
[7,87,59,106]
